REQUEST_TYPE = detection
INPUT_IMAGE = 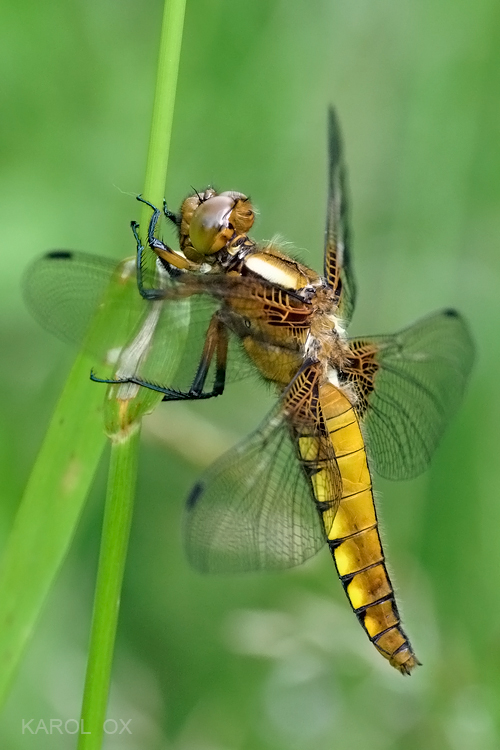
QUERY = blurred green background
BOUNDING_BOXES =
[1,0,499,747]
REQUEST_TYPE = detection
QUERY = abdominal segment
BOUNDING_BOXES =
[318,382,420,674]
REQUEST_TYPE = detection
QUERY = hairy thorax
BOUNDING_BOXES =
[226,242,352,390]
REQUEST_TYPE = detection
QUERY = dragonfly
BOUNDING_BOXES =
[24,109,474,675]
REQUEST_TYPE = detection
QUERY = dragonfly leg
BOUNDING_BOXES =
[137,195,194,270]
[182,314,228,400]
[136,195,164,257]
[131,219,186,298]
[163,199,179,227]
[89,314,229,402]
[89,370,207,400]
[131,196,196,292]
[130,220,167,301]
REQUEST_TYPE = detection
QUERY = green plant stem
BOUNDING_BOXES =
[139,0,187,234]
[78,0,187,745]
[77,428,140,749]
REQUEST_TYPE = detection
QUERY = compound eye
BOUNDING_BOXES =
[189,195,235,255]
[220,191,255,233]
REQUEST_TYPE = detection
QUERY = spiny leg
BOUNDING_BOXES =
[163,199,179,227]
[90,313,229,402]
[188,314,228,399]
[137,195,165,256]
[133,195,195,279]
[130,220,168,300]
[137,194,194,270]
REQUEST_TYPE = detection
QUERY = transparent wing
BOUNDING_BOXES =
[23,250,120,345]
[323,107,356,323]
[344,310,474,479]
[185,408,326,573]
[23,250,261,392]
[185,363,341,573]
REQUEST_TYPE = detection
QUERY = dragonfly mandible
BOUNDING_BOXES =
[25,109,474,674]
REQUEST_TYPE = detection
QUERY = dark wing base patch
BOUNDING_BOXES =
[344,310,474,479]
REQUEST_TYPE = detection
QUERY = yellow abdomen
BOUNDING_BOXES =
[319,382,420,674]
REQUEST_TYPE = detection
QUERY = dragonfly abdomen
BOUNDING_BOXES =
[319,383,420,674]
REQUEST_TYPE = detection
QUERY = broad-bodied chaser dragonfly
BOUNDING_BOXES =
[25,110,474,674]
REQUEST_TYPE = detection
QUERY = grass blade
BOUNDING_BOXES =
[0,351,108,704]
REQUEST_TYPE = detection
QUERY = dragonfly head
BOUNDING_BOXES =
[180,190,255,261]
